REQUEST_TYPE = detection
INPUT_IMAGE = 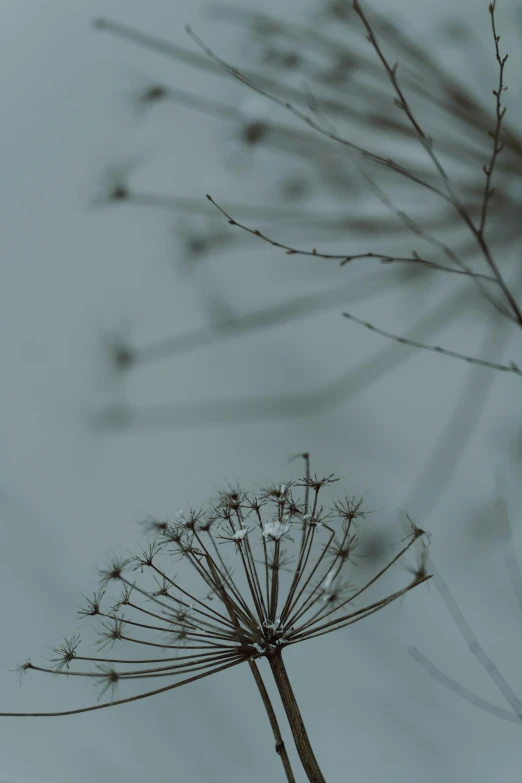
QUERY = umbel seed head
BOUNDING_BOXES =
[7,462,430,716]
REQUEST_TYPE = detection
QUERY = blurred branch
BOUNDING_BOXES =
[114,272,389,370]
[430,563,522,717]
[185,26,453,204]
[500,496,522,622]
[95,285,471,430]
[409,647,522,725]
[401,312,510,519]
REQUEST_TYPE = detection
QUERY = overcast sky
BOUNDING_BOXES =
[1,1,522,781]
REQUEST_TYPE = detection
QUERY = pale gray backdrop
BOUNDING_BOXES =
[1,0,521,781]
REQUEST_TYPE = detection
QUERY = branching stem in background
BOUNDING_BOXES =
[479,1,509,235]
[342,310,521,378]
[182,1,522,386]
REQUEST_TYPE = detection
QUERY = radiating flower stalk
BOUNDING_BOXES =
[2,459,430,782]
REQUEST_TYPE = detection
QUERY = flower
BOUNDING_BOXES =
[5,465,429,718]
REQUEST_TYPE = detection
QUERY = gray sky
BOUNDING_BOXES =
[1,1,521,781]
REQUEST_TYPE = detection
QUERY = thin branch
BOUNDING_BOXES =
[119,190,359,227]
[353,0,454,191]
[342,310,522,377]
[401,309,509,519]
[108,272,391,370]
[409,646,522,724]
[185,26,452,204]
[206,194,498,283]
[431,564,522,717]
[93,285,475,431]
[358,171,511,319]
[479,0,509,234]
[353,0,522,327]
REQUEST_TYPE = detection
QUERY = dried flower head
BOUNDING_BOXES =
[2,460,432,783]
[46,634,81,674]
[5,463,429,721]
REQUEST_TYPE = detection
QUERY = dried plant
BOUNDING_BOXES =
[1,461,429,782]
[83,0,522,753]
[4,1,516,778]
[409,499,522,726]
[188,0,521,366]
[88,0,521,440]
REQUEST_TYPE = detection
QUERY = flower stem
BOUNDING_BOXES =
[207,556,296,781]
[268,649,326,783]
[249,659,296,782]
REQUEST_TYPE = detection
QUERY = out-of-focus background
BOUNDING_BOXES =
[1,0,521,780]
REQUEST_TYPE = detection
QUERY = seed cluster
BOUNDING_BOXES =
[18,466,429,712]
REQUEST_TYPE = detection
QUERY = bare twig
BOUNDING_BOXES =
[342,310,521,377]
[479,1,509,234]
[207,194,498,283]
[353,0,522,327]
